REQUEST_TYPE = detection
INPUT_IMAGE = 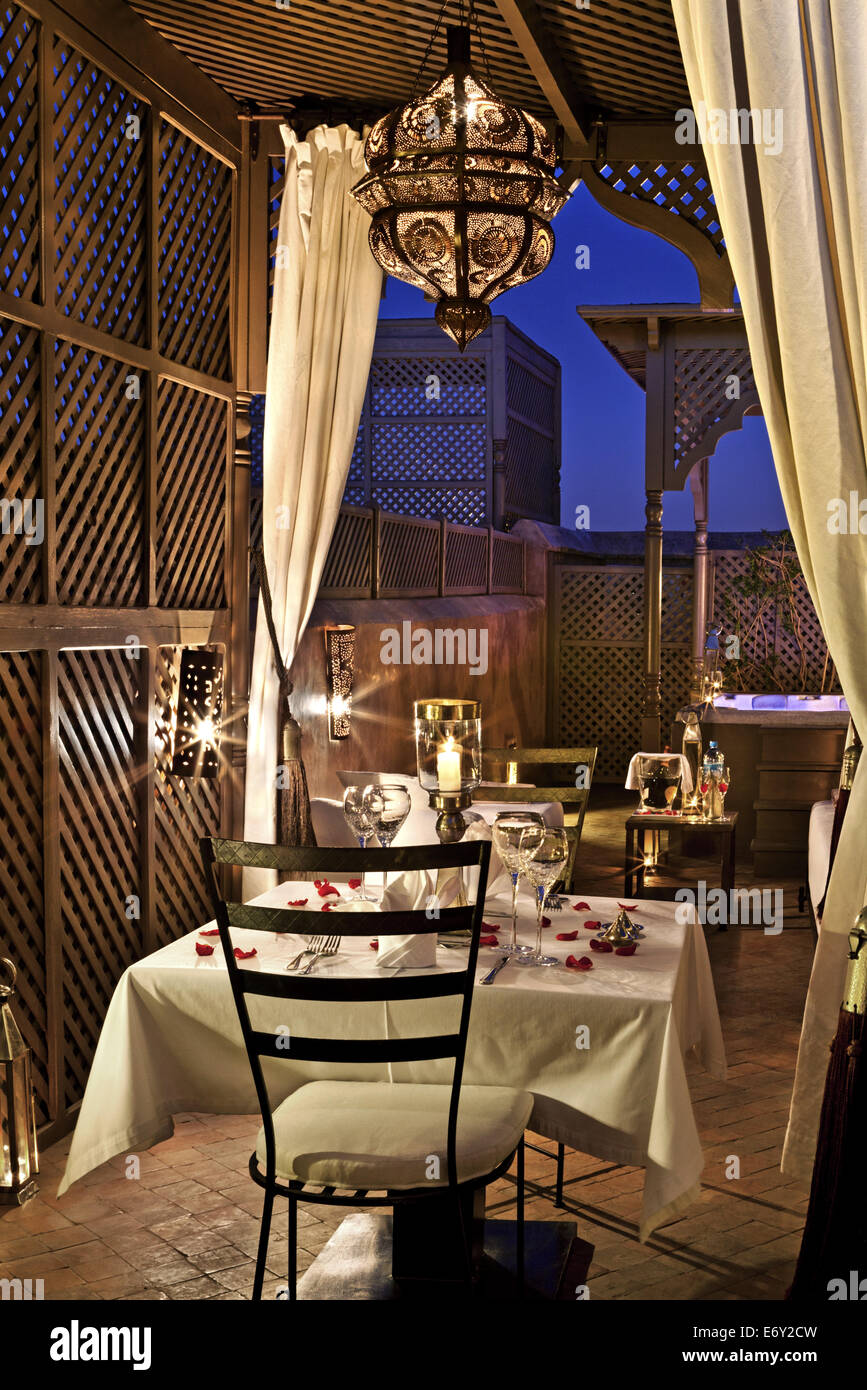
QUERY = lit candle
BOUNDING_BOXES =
[436,735,462,792]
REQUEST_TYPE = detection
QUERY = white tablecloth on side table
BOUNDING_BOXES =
[59,887,726,1241]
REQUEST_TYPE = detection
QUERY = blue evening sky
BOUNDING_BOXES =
[378,182,787,534]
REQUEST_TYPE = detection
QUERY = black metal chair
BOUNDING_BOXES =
[200,836,531,1299]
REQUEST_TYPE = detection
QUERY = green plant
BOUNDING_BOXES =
[718,531,835,694]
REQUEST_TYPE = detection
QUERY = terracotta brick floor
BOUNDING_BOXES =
[0,789,815,1300]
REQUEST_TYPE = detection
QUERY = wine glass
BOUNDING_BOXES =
[363,784,411,895]
[512,826,569,967]
[492,811,544,955]
[342,785,377,901]
[718,766,731,816]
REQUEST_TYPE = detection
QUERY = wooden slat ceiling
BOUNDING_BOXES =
[126,0,690,121]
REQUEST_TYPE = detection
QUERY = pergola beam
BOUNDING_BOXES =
[491,0,591,147]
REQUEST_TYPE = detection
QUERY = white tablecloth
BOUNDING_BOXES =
[808,798,835,919]
[59,886,726,1241]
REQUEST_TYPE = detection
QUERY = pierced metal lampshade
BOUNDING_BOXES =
[325,625,355,740]
[170,648,224,778]
[351,24,568,350]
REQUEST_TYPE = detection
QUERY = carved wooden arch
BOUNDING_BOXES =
[674,392,764,485]
[578,159,736,312]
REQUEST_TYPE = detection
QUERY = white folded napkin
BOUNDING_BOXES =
[365,869,441,968]
[625,751,694,795]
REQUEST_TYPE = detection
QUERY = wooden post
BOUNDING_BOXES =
[641,488,663,751]
[438,516,447,597]
[371,505,381,598]
[492,437,507,530]
[689,459,710,703]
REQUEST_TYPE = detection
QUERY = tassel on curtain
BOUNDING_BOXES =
[252,547,315,848]
[788,911,867,1300]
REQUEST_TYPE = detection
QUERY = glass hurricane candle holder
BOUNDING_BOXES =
[636,753,683,815]
[414,699,481,843]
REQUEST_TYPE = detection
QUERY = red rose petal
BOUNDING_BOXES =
[541,916,551,928]
[317,884,339,898]
[321,903,334,911]
[288,899,308,907]
[233,947,257,960]
[589,939,613,953]
[565,954,593,971]
[555,930,579,941]
[572,901,591,911]
[348,879,362,890]
[618,904,638,912]
[615,944,637,956]
[481,921,501,932]
[479,934,499,947]
[369,940,378,950]
[583,920,600,930]
[195,942,214,956]
[199,928,219,937]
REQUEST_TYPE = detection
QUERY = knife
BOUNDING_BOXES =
[480,953,510,985]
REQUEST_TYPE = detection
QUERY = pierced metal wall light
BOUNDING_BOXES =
[171,648,224,778]
[325,626,355,740]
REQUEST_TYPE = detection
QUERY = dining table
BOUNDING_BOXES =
[59,878,727,1270]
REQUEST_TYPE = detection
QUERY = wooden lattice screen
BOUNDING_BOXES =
[710,550,840,694]
[341,319,560,528]
[552,562,693,782]
[552,549,839,782]
[0,0,239,1142]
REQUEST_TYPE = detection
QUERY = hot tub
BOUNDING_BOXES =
[671,695,848,871]
[711,692,848,715]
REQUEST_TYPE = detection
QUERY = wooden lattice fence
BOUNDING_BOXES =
[552,562,693,782]
[552,547,839,782]
[710,550,840,694]
[0,0,239,1143]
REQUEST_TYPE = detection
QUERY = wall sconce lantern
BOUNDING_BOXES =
[171,648,224,778]
[325,626,355,740]
[0,958,39,1206]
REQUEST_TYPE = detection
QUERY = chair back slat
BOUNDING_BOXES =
[199,836,491,1192]
[226,901,472,938]
[208,838,484,874]
[474,744,598,893]
[251,1031,460,1064]
[239,970,467,1003]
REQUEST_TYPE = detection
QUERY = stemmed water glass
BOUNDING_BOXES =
[513,825,569,967]
[342,785,378,901]
[362,784,411,896]
[492,811,545,955]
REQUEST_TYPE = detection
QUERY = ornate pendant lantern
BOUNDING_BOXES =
[351,20,568,350]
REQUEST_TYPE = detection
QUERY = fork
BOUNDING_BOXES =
[297,935,341,975]
[286,935,325,971]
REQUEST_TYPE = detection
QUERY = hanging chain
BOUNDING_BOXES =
[468,0,494,84]
[412,0,451,95]
[412,0,493,94]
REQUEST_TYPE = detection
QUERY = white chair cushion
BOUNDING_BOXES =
[256,1080,533,1190]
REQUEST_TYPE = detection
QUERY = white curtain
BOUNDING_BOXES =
[244,124,382,868]
[671,0,867,1179]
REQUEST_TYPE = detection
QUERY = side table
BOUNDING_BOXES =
[624,811,738,922]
